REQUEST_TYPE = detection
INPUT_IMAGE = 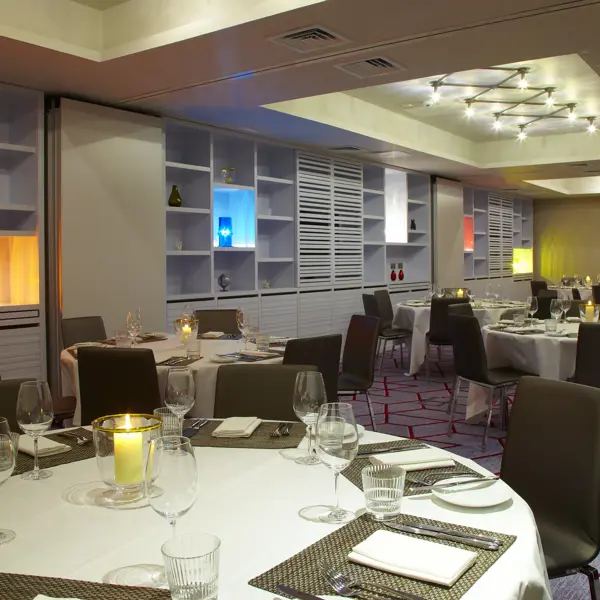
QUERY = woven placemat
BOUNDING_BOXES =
[249,513,516,599]
[0,572,171,600]
[190,420,306,449]
[342,441,480,497]
[13,428,95,476]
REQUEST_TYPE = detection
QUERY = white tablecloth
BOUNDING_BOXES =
[61,336,283,425]
[0,429,551,600]
[549,286,593,302]
[393,302,528,375]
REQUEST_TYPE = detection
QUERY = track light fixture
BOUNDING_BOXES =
[545,88,556,106]
[430,82,441,104]
[465,100,474,118]
[588,117,597,133]
[567,104,577,121]
[517,125,527,141]
[517,68,529,90]
[492,114,502,131]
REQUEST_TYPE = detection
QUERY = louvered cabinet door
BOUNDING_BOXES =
[259,293,298,338]
[0,327,42,379]
[488,194,503,277]
[333,159,363,287]
[501,198,514,276]
[298,291,333,338]
[297,153,332,289]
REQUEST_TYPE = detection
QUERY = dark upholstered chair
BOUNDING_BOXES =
[593,286,600,305]
[61,316,106,348]
[573,323,600,389]
[572,287,582,301]
[447,314,533,450]
[77,347,161,425]
[425,297,470,380]
[447,303,474,318]
[214,364,317,421]
[337,315,380,431]
[538,289,558,299]
[0,379,33,431]
[283,335,341,403]
[530,280,548,296]
[501,377,600,598]
[534,295,553,320]
[194,309,239,335]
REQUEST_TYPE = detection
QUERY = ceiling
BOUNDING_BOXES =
[0,0,599,198]
[72,0,130,10]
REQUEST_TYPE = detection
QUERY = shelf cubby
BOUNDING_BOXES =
[166,165,211,211]
[257,143,295,181]
[166,210,211,252]
[213,187,256,248]
[257,177,295,219]
[257,218,294,260]
[363,165,385,192]
[167,254,212,297]
[258,260,295,290]
[363,244,386,284]
[213,133,255,188]
[363,218,385,244]
[213,249,256,292]
[165,123,210,169]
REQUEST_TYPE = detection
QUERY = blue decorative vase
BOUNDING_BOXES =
[218,217,232,247]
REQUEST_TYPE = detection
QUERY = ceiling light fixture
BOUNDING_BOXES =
[465,100,474,118]
[492,114,502,131]
[517,69,529,90]
[588,117,597,133]
[545,88,555,106]
[567,104,577,121]
[517,125,527,141]
[430,82,441,104]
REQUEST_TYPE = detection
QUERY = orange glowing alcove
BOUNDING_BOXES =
[0,235,39,306]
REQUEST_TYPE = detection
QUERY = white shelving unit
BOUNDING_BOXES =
[463,188,489,279]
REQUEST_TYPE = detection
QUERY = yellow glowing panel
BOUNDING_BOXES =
[513,248,533,275]
[0,235,39,306]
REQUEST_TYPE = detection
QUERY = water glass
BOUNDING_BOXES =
[513,311,526,326]
[186,340,202,360]
[362,464,405,521]
[545,319,558,334]
[114,330,132,348]
[126,308,143,346]
[162,533,220,600]
[293,372,327,466]
[154,407,181,437]
[550,299,563,322]
[165,369,196,433]
[255,333,271,352]
[0,434,16,545]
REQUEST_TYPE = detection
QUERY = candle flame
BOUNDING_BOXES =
[589,300,593,306]
[124,414,132,429]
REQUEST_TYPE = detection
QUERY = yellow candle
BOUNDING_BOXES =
[586,276,592,286]
[586,301,595,323]
[182,324,192,335]
[114,414,143,486]
[457,289,464,298]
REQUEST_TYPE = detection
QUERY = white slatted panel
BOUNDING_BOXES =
[333,159,363,286]
[259,293,298,338]
[501,197,513,276]
[298,291,332,338]
[166,299,216,331]
[488,194,503,276]
[297,152,332,288]
[216,295,259,327]
[0,327,42,379]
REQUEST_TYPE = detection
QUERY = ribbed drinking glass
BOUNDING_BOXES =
[362,464,406,521]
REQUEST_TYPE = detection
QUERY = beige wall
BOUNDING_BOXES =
[534,196,600,282]
[60,99,166,332]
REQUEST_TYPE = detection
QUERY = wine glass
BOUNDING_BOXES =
[292,372,327,466]
[550,299,563,322]
[0,418,19,457]
[165,368,195,435]
[526,296,538,324]
[16,381,53,480]
[493,283,501,302]
[0,434,16,544]
[316,402,359,524]
[559,298,571,322]
[236,307,248,349]
[126,308,143,346]
[485,282,492,301]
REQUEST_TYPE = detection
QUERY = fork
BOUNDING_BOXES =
[406,470,476,486]
[57,431,90,446]
[270,423,285,438]
[281,423,293,436]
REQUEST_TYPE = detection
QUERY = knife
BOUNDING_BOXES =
[409,475,499,492]
[402,520,503,546]
[357,444,428,457]
[182,419,208,438]
[277,584,325,600]
[385,523,499,551]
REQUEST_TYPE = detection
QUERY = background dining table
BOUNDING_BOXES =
[548,286,593,302]
[0,428,551,600]
[60,335,283,425]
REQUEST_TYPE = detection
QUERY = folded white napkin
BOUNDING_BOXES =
[349,530,477,587]
[19,435,70,457]
[212,417,261,438]
[202,331,224,338]
[369,447,454,471]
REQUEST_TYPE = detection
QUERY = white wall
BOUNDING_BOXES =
[433,178,464,287]
[60,99,165,333]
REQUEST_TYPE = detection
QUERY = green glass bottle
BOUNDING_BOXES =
[168,184,182,207]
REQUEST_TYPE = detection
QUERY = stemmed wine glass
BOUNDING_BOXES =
[293,372,326,466]
[165,368,195,435]
[485,282,492,301]
[559,297,571,322]
[526,296,538,324]
[16,381,53,480]
[316,402,359,524]
[126,308,143,347]
[0,434,16,544]
[236,307,248,349]
[550,299,563,323]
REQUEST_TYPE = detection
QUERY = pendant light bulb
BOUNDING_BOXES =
[465,100,474,118]
[431,83,441,104]
[568,105,577,121]
[588,117,597,133]
[517,125,527,142]
[545,88,555,106]
[517,70,528,90]
[492,115,502,131]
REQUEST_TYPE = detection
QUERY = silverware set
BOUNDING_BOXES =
[356,443,428,457]
[158,356,191,366]
[408,475,499,493]
[182,419,208,438]
[56,431,91,446]
[270,422,293,438]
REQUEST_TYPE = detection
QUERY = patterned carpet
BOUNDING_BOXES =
[348,347,592,600]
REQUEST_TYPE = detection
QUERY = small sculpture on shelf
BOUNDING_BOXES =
[390,263,397,282]
[168,184,182,207]
[263,279,271,289]
[218,217,232,247]
[175,240,183,251]
[410,219,416,231]
[398,262,405,281]
[221,167,235,184]
[218,273,231,292]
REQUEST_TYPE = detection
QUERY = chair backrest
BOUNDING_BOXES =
[77,347,161,425]
[501,377,600,560]
[373,289,395,330]
[566,301,585,318]
[428,297,470,345]
[0,379,33,431]
[530,280,548,296]
[534,295,553,320]
[537,288,557,299]
[193,309,239,335]
[572,287,582,301]
[573,323,600,388]
[341,314,380,388]
[61,316,106,348]
[448,314,488,383]
[283,334,342,403]
[593,285,600,305]
[447,303,474,318]
[213,364,317,420]
[362,294,381,326]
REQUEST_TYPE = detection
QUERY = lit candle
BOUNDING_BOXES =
[114,414,143,486]
[586,275,592,286]
[586,300,595,323]
[182,324,192,336]
[457,289,464,298]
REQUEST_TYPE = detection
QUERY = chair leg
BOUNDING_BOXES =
[379,339,387,373]
[399,342,405,368]
[500,387,509,430]
[437,345,442,360]
[481,387,495,452]
[425,342,431,381]
[581,565,600,600]
[447,376,459,437]
[364,391,377,432]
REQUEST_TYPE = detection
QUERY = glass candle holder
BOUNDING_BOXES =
[579,303,600,323]
[92,414,161,508]
[174,316,198,346]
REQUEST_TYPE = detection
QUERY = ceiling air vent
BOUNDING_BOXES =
[269,27,347,53]
[330,146,364,153]
[336,58,405,79]
[570,162,590,167]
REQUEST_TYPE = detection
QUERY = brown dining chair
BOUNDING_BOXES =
[61,316,106,348]
[573,323,600,389]
[214,364,317,420]
[0,379,33,431]
[530,280,548,296]
[283,335,341,403]
[193,309,239,335]
[77,347,161,425]
[373,290,412,369]
[592,286,600,305]
[572,287,582,301]
[447,303,474,318]
[337,314,380,431]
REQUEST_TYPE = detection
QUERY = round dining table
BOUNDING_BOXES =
[61,336,284,425]
[548,286,593,302]
[0,428,551,599]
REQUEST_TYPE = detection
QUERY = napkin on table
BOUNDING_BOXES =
[369,447,455,471]
[19,435,71,457]
[212,417,261,438]
[34,596,83,600]
[201,331,224,339]
[349,530,477,587]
